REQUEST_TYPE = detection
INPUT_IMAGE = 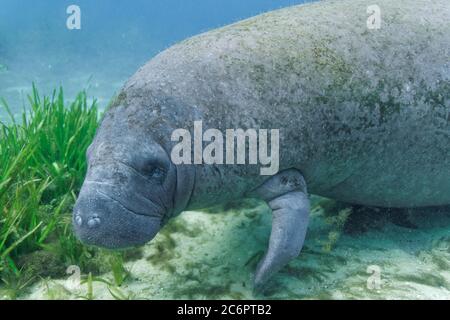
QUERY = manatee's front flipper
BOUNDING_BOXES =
[249,169,310,291]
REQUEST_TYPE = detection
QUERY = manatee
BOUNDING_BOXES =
[73,0,450,290]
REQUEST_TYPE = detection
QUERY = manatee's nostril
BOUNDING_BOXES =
[75,214,83,227]
[87,215,101,228]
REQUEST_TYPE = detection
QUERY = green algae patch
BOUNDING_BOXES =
[17,251,66,280]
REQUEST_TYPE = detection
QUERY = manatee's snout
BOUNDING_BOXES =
[73,183,163,249]
[72,101,195,250]
[72,138,177,249]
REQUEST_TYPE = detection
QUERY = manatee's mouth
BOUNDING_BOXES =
[73,186,163,249]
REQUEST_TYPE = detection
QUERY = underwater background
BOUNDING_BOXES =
[1,0,450,300]
[0,0,313,120]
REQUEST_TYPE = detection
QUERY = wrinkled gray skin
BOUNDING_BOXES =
[73,0,450,290]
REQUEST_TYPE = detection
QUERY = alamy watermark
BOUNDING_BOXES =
[65,265,81,290]
[366,265,382,290]
[367,5,381,30]
[66,5,81,30]
[171,121,280,176]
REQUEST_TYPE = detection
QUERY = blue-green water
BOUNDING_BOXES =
[0,0,312,120]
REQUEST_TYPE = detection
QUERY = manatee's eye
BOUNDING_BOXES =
[143,165,166,182]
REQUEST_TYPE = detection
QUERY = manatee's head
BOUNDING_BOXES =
[73,102,193,249]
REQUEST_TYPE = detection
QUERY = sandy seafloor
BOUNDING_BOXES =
[20,197,450,300]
